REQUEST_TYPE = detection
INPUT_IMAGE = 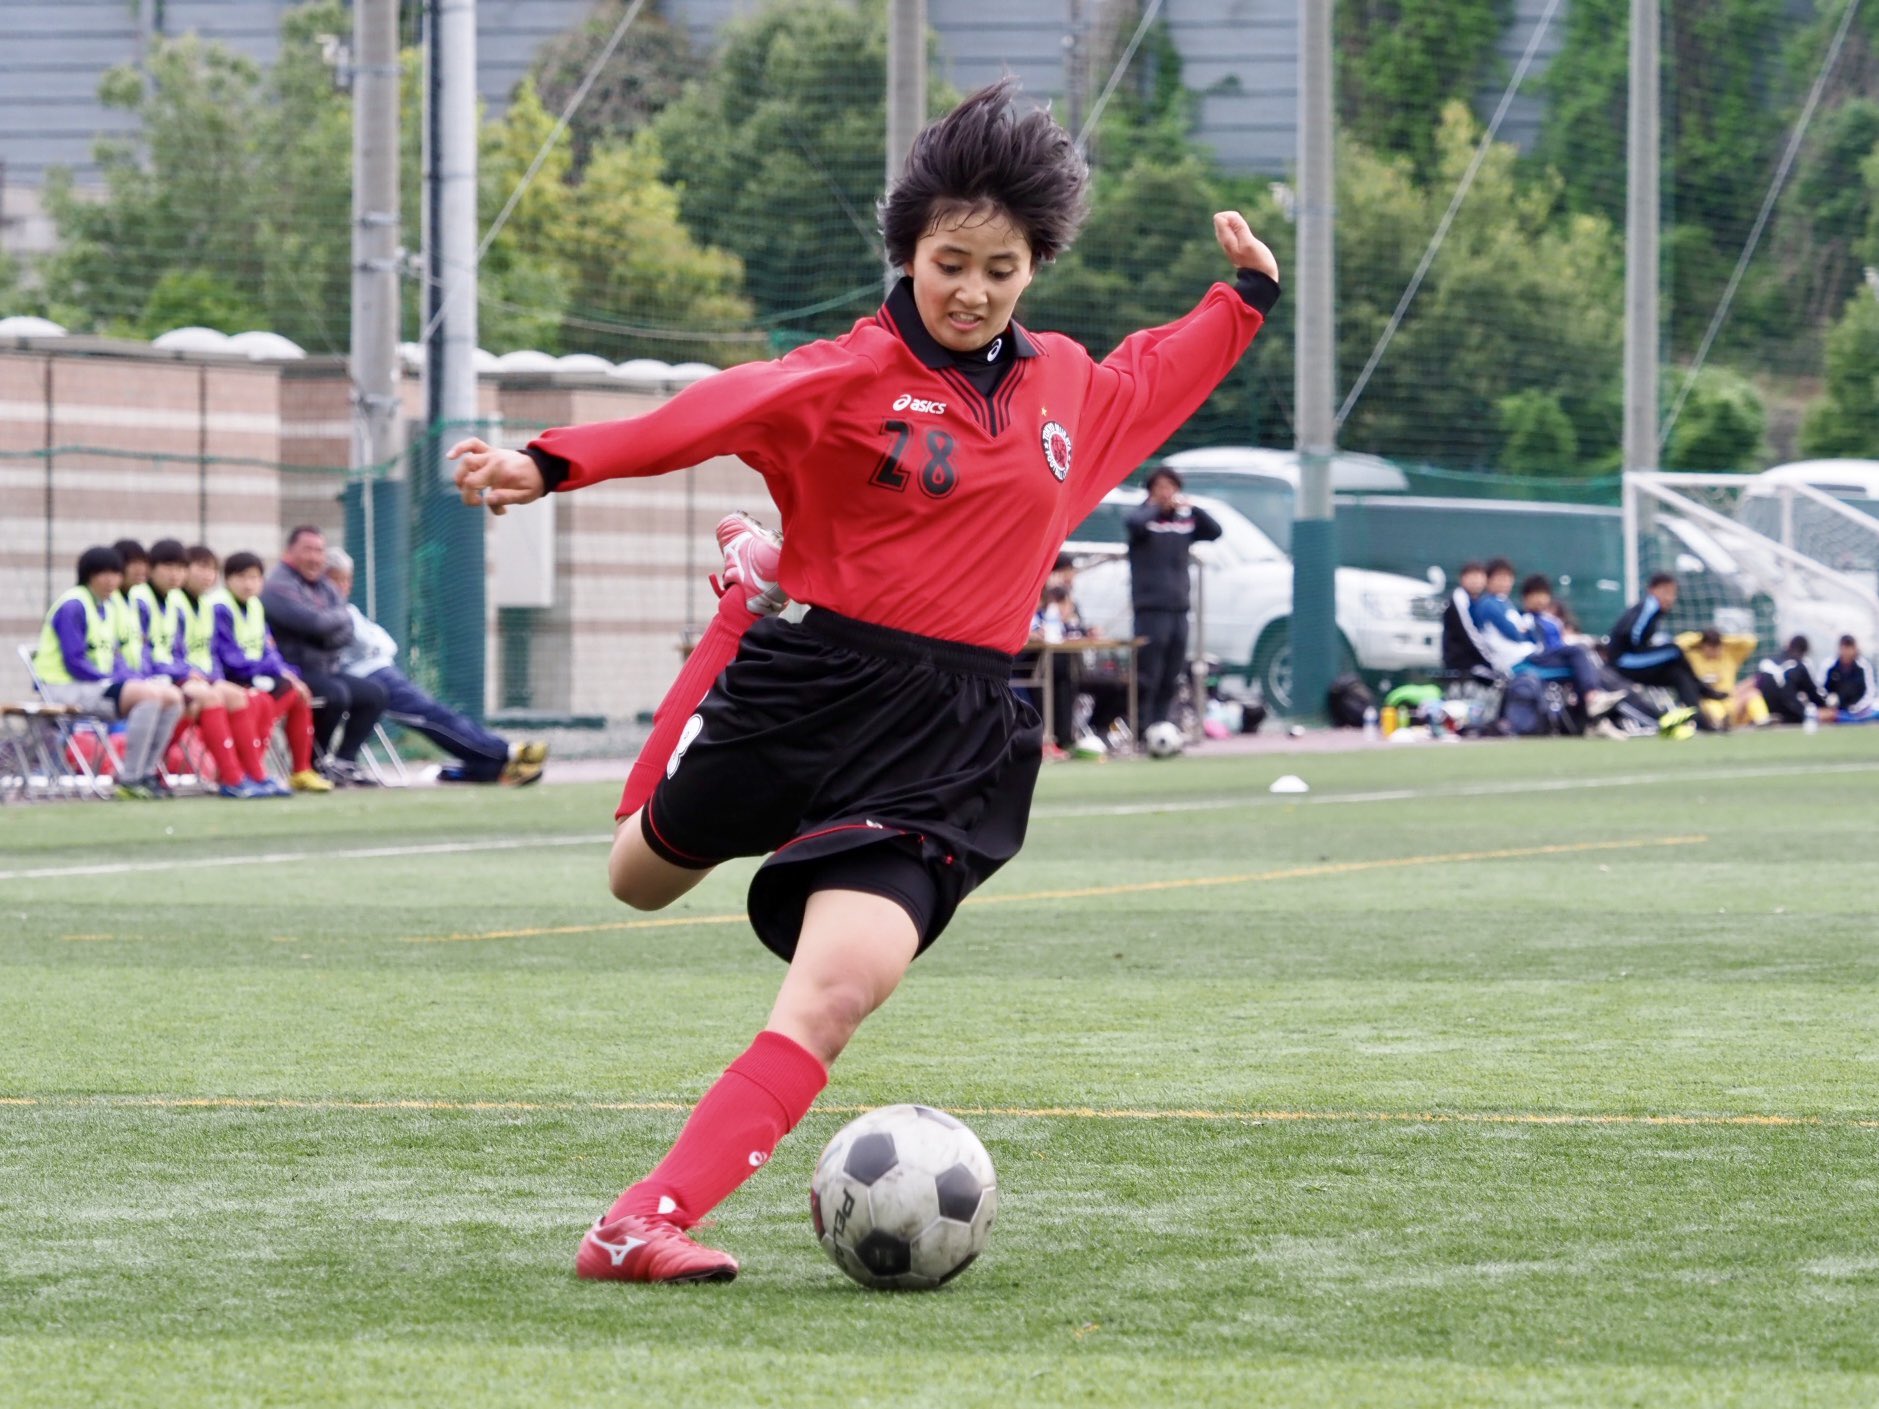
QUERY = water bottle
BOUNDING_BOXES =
[1362,705,1380,741]
[1803,700,1819,735]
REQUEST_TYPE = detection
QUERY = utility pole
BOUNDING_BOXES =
[1291,0,1338,722]
[885,0,926,287]
[422,0,486,718]
[350,0,403,629]
[1621,0,1660,602]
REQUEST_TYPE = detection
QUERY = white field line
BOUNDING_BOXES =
[2,758,1870,883]
[0,834,601,882]
[1030,759,1879,821]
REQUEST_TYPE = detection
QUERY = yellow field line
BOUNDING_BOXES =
[2,1093,1871,1130]
[402,834,1709,943]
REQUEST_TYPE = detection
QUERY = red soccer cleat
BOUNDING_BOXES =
[711,511,788,616]
[575,1214,739,1284]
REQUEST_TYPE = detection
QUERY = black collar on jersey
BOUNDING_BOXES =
[880,277,1039,370]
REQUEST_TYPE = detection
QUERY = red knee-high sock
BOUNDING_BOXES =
[195,706,245,786]
[229,698,272,784]
[618,588,762,819]
[607,1030,828,1228]
[279,690,315,772]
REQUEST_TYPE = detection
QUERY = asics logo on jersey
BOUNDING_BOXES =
[892,393,948,415]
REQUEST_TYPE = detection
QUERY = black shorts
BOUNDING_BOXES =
[639,608,1044,962]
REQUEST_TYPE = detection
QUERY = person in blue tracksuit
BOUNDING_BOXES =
[1608,573,1721,721]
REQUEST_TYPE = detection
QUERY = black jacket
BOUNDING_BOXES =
[1441,589,1490,673]
[1127,500,1221,612]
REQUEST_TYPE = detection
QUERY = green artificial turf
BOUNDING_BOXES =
[2,731,1876,1406]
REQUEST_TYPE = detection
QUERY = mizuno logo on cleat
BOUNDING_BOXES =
[593,1231,648,1267]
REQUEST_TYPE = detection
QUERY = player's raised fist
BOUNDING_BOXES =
[1213,211,1278,283]
[448,437,546,517]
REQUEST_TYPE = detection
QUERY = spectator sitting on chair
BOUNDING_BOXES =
[260,525,387,785]
[1128,466,1220,728]
[325,550,548,785]
[31,545,184,799]
[1823,635,1877,721]
[108,538,149,675]
[214,550,329,794]
[1752,636,1825,724]
[1471,561,1623,717]
[1676,626,1764,730]
[1441,560,1493,676]
[1608,573,1720,728]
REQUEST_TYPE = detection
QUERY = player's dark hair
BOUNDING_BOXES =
[1648,571,1676,589]
[1484,557,1515,579]
[76,545,124,584]
[1699,628,1722,647]
[286,524,324,547]
[1786,635,1810,657]
[1459,560,1486,577]
[185,544,218,569]
[1840,634,1858,648]
[223,551,264,578]
[148,538,187,567]
[1145,467,1183,492]
[880,78,1090,268]
[1519,573,1551,598]
[111,538,148,566]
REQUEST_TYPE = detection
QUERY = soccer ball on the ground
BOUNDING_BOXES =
[810,1104,997,1290]
[1143,720,1185,758]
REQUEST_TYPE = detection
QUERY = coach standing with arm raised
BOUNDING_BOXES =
[1128,466,1221,731]
[260,526,389,785]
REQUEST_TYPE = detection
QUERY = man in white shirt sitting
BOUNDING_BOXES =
[326,550,546,785]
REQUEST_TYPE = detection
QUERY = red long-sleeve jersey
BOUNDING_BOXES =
[532,281,1267,653]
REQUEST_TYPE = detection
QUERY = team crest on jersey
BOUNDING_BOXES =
[1040,421,1072,482]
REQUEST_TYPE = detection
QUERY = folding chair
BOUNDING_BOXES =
[15,645,117,798]
[357,721,411,786]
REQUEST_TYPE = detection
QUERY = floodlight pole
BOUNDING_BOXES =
[422,0,485,719]
[1622,0,1660,600]
[1291,0,1338,722]
[350,0,403,630]
[885,0,926,292]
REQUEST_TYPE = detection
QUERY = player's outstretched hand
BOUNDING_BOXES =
[1214,211,1279,283]
[448,437,546,517]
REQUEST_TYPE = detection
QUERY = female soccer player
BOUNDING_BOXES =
[449,80,1280,1284]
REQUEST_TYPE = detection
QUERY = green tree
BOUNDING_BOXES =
[42,37,276,339]
[653,0,910,338]
[1538,0,1784,250]
[1496,389,1579,474]
[528,0,702,174]
[1799,292,1879,456]
[1337,105,1625,471]
[478,81,755,364]
[1336,0,1511,173]
[1662,366,1767,470]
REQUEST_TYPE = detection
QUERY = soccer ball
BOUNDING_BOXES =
[810,1104,997,1290]
[1143,720,1185,758]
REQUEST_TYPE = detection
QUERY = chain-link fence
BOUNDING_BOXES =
[8,0,1879,724]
